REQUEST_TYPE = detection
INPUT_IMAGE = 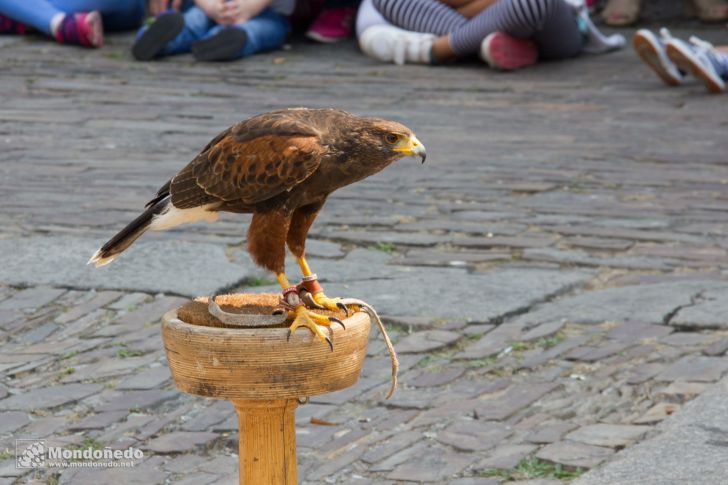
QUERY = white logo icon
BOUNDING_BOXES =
[16,440,46,468]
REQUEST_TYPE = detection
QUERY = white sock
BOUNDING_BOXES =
[50,12,65,37]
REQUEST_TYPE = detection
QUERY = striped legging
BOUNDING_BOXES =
[371,0,584,59]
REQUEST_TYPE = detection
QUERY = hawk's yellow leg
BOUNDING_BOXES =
[295,256,342,312]
[276,272,338,350]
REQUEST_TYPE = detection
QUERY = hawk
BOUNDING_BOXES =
[90,108,426,347]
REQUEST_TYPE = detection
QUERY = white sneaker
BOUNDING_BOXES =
[359,24,435,66]
[666,35,726,94]
[632,28,685,86]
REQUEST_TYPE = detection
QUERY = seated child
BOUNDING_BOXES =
[133,0,294,62]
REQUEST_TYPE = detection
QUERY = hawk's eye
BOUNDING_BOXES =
[385,134,399,144]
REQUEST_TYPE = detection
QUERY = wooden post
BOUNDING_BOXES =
[233,399,298,485]
[161,294,371,485]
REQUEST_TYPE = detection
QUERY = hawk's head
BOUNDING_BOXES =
[362,118,427,165]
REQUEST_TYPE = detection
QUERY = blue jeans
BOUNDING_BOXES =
[158,6,290,59]
[0,0,145,34]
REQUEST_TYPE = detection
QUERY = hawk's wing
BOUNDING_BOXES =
[161,113,326,209]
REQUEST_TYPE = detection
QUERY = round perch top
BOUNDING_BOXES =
[161,294,370,400]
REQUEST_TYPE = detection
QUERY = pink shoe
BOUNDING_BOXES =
[0,14,27,35]
[54,11,103,48]
[306,7,355,43]
[480,32,537,70]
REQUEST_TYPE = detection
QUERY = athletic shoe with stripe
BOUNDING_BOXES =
[666,35,726,94]
[480,32,537,71]
[359,24,434,65]
[632,28,685,86]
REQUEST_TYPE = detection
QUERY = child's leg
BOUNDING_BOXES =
[0,0,60,35]
[161,6,214,55]
[48,0,146,30]
[372,0,467,36]
[192,8,290,61]
[235,9,291,57]
[450,0,583,58]
[0,0,102,46]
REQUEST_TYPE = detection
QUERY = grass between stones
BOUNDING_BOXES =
[371,242,396,253]
[480,457,584,481]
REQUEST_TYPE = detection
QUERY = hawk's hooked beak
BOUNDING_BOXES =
[395,135,427,164]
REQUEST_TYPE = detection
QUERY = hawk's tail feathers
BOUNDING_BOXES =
[88,196,170,268]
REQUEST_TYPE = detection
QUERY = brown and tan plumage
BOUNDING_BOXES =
[90,108,426,347]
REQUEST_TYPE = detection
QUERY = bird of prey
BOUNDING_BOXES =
[89,108,426,347]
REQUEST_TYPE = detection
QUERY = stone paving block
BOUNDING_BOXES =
[0,287,65,311]
[386,444,478,482]
[67,410,129,430]
[672,293,728,329]
[475,444,538,470]
[524,421,578,444]
[656,382,708,402]
[660,332,712,347]
[633,402,680,424]
[145,431,218,454]
[96,390,178,412]
[510,480,564,485]
[656,356,728,382]
[625,363,665,385]
[475,382,560,421]
[0,411,30,434]
[458,323,526,359]
[0,459,29,478]
[316,267,592,321]
[437,420,513,451]
[411,366,466,387]
[396,330,461,354]
[565,341,635,362]
[536,441,614,468]
[114,296,189,327]
[0,236,259,297]
[55,290,122,324]
[16,416,67,439]
[515,281,726,328]
[521,321,565,342]
[108,293,150,311]
[520,336,590,369]
[117,366,172,390]
[0,383,102,410]
[305,445,367,481]
[606,322,673,342]
[449,478,500,485]
[704,338,728,356]
[565,424,650,448]
[59,456,166,484]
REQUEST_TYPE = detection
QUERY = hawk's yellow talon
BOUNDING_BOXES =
[313,293,343,312]
[287,306,334,350]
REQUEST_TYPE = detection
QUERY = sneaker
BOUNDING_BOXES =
[306,6,355,43]
[192,27,247,62]
[632,28,684,86]
[666,35,726,93]
[0,14,27,35]
[480,32,537,70]
[132,11,184,61]
[359,25,434,66]
[55,11,103,48]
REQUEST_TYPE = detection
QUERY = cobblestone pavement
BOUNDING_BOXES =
[1,21,728,485]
